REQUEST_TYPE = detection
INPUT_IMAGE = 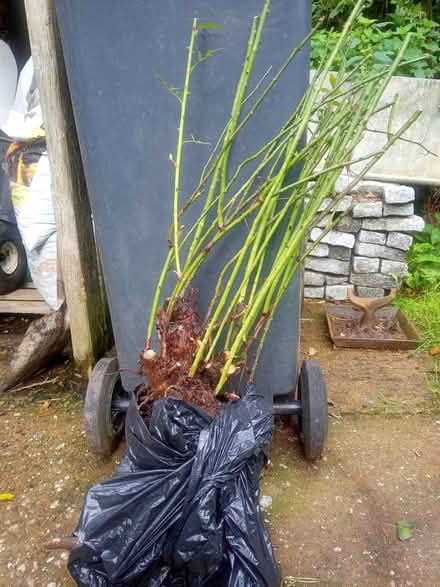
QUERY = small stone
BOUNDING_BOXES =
[325,275,347,285]
[305,257,350,275]
[353,202,383,218]
[386,232,413,251]
[356,286,385,297]
[383,184,415,204]
[328,245,352,261]
[17,563,26,573]
[353,256,379,273]
[304,271,325,286]
[383,203,414,217]
[260,495,273,511]
[8,523,20,533]
[350,272,395,288]
[49,500,59,510]
[60,552,69,560]
[317,195,353,212]
[307,241,329,257]
[363,215,424,233]
[381,260,408,275]
[358,230,386,245]
[47,583,57,587]
[310,228,355,249]
[304,286,325,299]
[334,546,342,552]
[326,285,349,301]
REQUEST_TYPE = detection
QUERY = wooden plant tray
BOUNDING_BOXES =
[326,303,422,351]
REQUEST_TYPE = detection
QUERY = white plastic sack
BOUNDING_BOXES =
[1,57,44,140]
[11,154,61,310]
[4,56,62,310]
[0,40,17,129]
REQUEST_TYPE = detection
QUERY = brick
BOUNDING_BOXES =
[334,177,384,196]
[326,275,348,285]
[317,215,361,233]
[336,216,362,233]
[353,256,379,273]
[386,232,413,251]
[305,257,350,275]
[355,242,407,262]
[310,228,355,249]
[317,196,353,212]
[354,242,383,258]
[383,203,414,217]
[383,216,424,232]
[381,260,408,275]
[358,230,386,245]
[383,184,415,204]
[356,286,385,297]
[328,245,352,261]
[304,287,325,299]
[326,285,349,301]
[362,215,424,232]
[350,272,395,288]
[304,271,325,286]
[352,202,383,218]
[307,241,329,257]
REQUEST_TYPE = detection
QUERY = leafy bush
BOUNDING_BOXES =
[404,213,440,290]
[312,0,440,78]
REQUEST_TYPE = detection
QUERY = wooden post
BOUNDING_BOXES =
[23,0,112,373]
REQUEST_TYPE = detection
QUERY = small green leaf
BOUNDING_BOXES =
[197,21,222,31]
[396,520,416,541]
[373,51,393,64]
[350,38,360,49]
[329,73,337,88]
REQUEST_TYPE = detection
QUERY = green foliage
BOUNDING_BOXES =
[394,287,440,356]
[312,1,440,78]
[403,213,440,290]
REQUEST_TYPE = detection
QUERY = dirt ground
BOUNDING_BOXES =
[0,302,439,586]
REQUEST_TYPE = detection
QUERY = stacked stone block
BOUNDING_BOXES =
[304,179,424,300]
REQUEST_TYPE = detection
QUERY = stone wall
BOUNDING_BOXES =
[304,178,425,300]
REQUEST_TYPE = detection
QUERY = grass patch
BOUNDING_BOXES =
[394,288,440,353]
[394,288,440,406]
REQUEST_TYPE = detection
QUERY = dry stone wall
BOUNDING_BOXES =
[304,178,424,300]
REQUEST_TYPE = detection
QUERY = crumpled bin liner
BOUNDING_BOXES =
[68,385,280,586]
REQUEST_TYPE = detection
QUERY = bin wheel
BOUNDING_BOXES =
[298,360,328,461]
[0,221,27,295]
[84,357,129,456]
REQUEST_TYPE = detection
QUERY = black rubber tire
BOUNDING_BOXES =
[84,357,127,456]
[298,360,328,461]
[0,221,27,295]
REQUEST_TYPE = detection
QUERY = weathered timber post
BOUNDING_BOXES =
[23,0,112,373]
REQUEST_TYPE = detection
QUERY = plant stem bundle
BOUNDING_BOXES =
[145,0,424,396]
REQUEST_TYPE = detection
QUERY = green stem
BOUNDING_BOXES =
[173,18,198,278]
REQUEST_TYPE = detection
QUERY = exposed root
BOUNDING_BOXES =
[140,289,225,419]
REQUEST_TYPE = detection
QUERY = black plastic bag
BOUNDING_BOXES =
[68,386,280,586]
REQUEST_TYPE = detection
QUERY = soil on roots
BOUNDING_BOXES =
[139,289,223,420]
